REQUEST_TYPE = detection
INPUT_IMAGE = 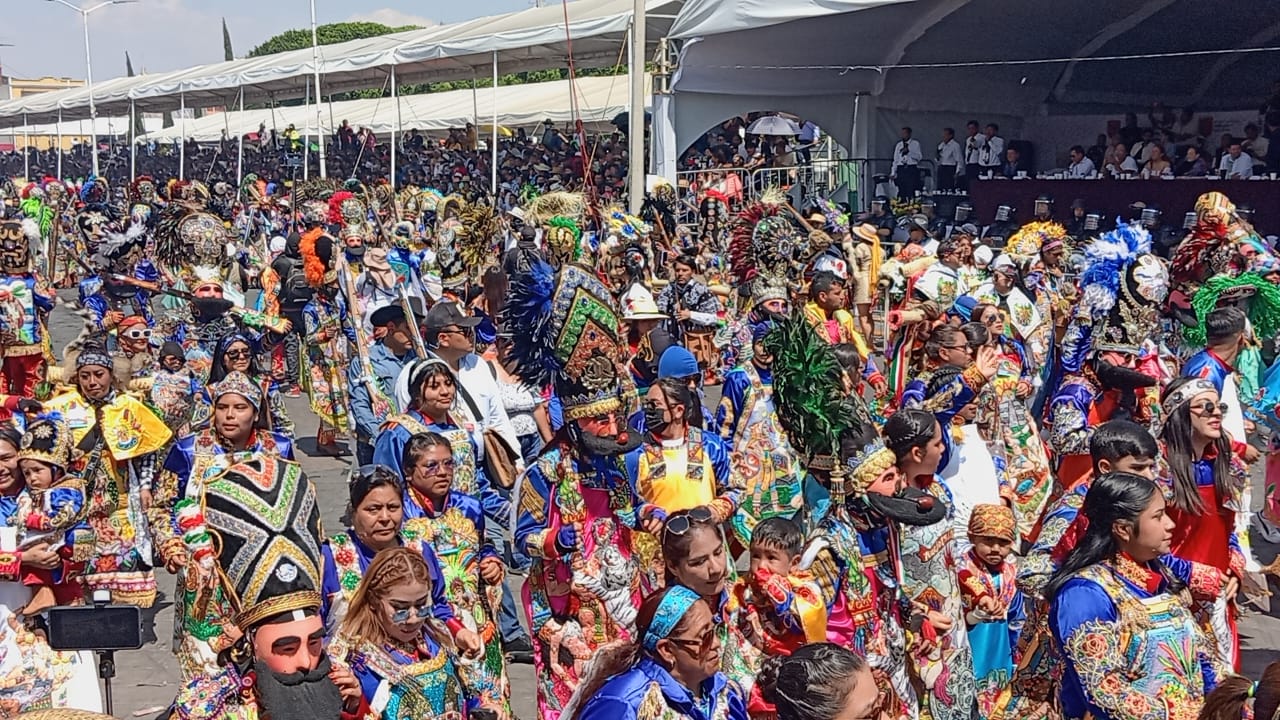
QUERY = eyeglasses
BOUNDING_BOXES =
[442,326,474,339]
[1192,401,1228,417]
[225,349,252,360]
[419,459,457,475]
[663,506,714,538]
[941,344,969,351]
[122,327,152,340]
[387,602,432,625]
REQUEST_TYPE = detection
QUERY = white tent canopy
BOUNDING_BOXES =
[135,76,646,142]
[0,0,678,125]
[0,116,164,138]
[658,0,1280,176]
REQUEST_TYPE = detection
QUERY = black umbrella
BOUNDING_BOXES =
[611,110,653,132]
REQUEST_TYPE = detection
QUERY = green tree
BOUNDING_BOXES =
[247,22,420,58]
[223,18,235,61]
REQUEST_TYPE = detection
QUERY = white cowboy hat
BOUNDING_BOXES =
[621,286,668,320]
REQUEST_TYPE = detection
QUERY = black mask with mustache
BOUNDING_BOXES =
[1094,358,1157,392]
[575,424,643,457]
[253,653,345,720]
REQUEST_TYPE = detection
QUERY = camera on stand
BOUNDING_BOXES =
[46,589,144,716]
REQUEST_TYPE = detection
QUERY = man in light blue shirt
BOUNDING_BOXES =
[347,297,424,464]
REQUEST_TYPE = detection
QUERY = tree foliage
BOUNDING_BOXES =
[247,22,421,58]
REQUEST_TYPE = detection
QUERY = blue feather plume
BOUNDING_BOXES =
[1078,219,1151,318]
[504,257,562,389]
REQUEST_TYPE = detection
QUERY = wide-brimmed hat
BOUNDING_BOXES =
[621,286,668,320]
[852,223,879,243]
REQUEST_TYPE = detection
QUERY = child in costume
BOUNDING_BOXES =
[733,517,845,720]
[958,503,1025,718]
[15,412,93,615]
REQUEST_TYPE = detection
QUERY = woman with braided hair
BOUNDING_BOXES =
[329,546,471,720]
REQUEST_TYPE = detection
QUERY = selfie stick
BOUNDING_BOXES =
[92,589,118,716]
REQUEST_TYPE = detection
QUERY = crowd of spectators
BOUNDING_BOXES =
[0,118,632,210]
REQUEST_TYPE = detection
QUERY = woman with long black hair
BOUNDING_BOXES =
[1158,376,1252,670]
[1048,472,1226,720]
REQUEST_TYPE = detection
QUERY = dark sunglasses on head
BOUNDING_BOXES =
[663,506,714,538]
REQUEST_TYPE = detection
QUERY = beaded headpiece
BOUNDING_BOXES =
[642,586,702,652]
[19,412,76,471]
[210,371,263,410]
[1160,378,1217,418]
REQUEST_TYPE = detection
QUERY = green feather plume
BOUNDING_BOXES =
[1185,272,1280,346]
[762,316,857,466]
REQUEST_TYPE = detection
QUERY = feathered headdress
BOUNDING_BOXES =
[728,193,792,286]
[763,316,858,471]
[1008,220,1068,263]
[78,175,108,206]
[1061,220,1167,371]
[524,191,586,228]
[1184,272,1280,347]
[505,258,628,422]
[299,227,336,287]
[327,191,356,227]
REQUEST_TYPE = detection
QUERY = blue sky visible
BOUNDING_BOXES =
[3,0,532,82]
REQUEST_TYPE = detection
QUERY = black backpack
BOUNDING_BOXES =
[276,256,313,308]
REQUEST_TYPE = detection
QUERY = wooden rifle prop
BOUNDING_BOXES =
[397,284,428,358]
[334,251,393,423]
[107,273,292,334]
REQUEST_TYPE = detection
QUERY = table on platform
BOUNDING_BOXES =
[968,176,1280,230]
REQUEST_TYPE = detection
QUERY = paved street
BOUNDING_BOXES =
[40,293,1280,718]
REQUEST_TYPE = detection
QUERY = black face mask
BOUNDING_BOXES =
[643,405,670,435]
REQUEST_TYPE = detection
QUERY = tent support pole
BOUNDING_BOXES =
[56,109,63,179]
[129,100,136,182]
[236,87,245,187]
[472,72,479,128]
[390,65,398,190]
[628,0,646,215]
[303,82,310,181]
[179,92,186,181]
[22,113,29,181]
[310,0,327,179]
[491,51,498,197]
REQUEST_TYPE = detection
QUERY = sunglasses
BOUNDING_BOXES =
[225,349,252,360]
[387,602,432,625]
[663,506,714,538]
[1192,400,1228,417]
[419,459,457,475]
[664,627,716,654]
[122,327,152,340]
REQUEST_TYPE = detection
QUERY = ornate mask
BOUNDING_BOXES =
[179,212,227,266]
[0,221,30,274]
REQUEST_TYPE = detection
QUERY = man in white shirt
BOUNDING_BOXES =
[936,127,963,191]
[1129,128,1156,167]
[963,120,986,189]
[1067,145,1097,178]
[420,300,523,459]
[891,126,923,199]
[1219,139,1255,179]
[979,123,1005,177]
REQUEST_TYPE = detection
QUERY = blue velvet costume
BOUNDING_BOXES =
[577,657,748,720]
